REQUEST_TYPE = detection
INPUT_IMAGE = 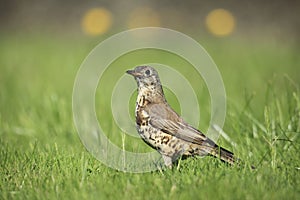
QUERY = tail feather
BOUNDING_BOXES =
[189,139,255,168]
[201,138,237,165]
[211,146,236,165]
[209,145,255,169]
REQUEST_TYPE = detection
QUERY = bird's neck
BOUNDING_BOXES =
[137,84,165,105]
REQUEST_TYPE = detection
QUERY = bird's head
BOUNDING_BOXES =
[126,66,162,89]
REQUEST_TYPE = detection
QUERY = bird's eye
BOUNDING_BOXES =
[145,70,150,75]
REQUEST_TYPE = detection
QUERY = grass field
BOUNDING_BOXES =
[0,32,300,199]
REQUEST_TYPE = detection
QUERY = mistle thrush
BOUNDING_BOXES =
[126,66,236,167]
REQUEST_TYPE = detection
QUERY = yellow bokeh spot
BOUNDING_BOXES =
[127,7,161,29]
[81,8,112,36]
[205,9,235,37]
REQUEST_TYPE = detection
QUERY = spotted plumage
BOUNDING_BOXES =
[126,66,236,167]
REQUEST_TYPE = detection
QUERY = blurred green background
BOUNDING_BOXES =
[0,0,299,199]
[1,0,299,104]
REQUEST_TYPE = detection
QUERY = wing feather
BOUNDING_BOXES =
[146,103,208,144]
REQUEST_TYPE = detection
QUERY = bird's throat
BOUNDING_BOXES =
[137,86,165,106]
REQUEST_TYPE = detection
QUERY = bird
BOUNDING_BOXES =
[126,66,236,168]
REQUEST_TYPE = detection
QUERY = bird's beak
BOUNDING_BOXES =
[126,69,141,77]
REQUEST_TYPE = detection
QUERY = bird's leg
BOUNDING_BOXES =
[162,154,173,168]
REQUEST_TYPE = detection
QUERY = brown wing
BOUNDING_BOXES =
[145,102,209,145]
[146,102,236,164]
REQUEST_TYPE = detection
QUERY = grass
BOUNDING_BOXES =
[0,32,300,199]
